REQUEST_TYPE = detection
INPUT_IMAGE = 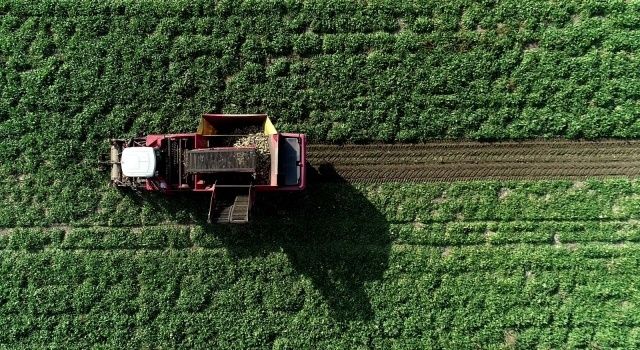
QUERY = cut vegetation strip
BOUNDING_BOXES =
[308,141,640,183]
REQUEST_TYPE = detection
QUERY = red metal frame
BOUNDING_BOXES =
[254,132,306,192]
[138,132,306,193]
[111,114,305,223]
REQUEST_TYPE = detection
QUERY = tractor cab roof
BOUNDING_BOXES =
[121,147,156,178]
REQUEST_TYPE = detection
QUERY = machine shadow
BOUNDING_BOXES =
[129,164,391,321]
[202,164,390,321]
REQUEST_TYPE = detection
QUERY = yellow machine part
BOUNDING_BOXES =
[196,115,278,135]
[263,116,277,135]
[197,118,217,135]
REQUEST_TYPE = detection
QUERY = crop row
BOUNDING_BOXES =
[1,241,640,348]
[362,179,640,223]
[4,218,640,252]
[2,178,640,228]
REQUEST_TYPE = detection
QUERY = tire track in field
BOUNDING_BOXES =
[307,140,640,183]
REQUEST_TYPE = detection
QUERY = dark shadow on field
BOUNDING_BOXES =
[131,163,390,321]
[249,164,390,321]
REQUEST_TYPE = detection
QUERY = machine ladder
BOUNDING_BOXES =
[208,187,252,224]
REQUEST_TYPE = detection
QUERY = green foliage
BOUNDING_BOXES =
[0,180,640,347]
[3,0,640,223]
[3,0,640,347]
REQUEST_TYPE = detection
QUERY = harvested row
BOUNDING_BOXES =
[308,141,640,183]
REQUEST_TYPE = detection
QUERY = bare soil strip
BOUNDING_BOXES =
[308,141,640,183]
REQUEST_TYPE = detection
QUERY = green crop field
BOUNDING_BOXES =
[3,181,640,348]
[3,0,640,348]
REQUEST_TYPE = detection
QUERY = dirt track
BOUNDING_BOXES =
[307,141,640,183]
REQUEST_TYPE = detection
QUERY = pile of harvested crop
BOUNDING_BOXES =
[233,127,270,183]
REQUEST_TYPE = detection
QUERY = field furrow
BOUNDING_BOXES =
[308,142,640,183]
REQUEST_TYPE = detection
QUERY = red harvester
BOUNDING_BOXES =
[108,114,306,223]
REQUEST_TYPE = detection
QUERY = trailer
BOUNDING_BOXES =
[108,114,306,223]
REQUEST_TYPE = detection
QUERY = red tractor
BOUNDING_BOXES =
[108,114,306,223]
